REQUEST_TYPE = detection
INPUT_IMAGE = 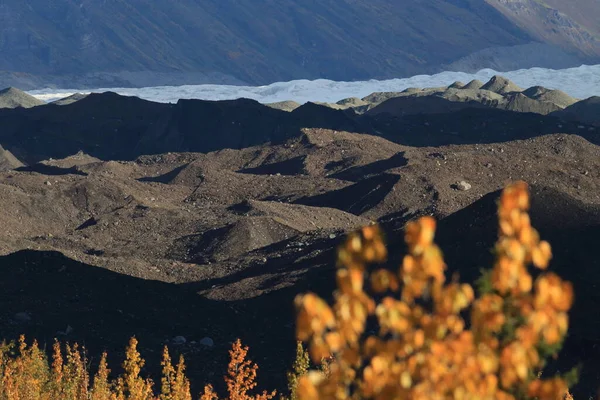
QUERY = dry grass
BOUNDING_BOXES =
[0,181,586,399]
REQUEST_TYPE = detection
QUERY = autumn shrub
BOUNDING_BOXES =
[294,181,576,400]
[0,334,277,400]
[200,338,276,400]
[0,336,193,400]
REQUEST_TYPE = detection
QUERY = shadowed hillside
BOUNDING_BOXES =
[1,83,600,397]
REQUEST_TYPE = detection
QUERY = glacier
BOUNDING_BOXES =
[27,64,600,105]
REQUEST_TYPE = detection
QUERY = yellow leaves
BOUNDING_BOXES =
[221,339,276,400]
[199,385,218,400]
[295,293,336,342]
[400,244,446,303]
[1,335,230,400]
[499,342,539,388]
[296,370,340,400]
[91,352,111,400]
[532,240,552,270]
[432,283,474,316]
[404,216,436,255]
[376,298,412,336]
[160,347,192,400]
[370,269,399,293]
[472,294,505,345]
[527,377,569,400]
[337,225,387,271]
[337,268,364,295]
[294,181,575,400]
[534,273,574,312]
[499,180,529,216]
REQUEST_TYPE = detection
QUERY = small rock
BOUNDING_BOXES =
[454,181,472,191]
[485,163,492,168]
[44,181,52,186]
[57,325,73,336]
[14,312,32,323]
[172,336,187,345]
[199,337,214,347]
[329,234,337,239]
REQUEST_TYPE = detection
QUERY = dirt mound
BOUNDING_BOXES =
[480,75,523,94]
[336,97,368,107]
[51,93,89,106]
[438,87,505,105]
[0,87,45,109]
[462,79,484,90]
[501,92,561,114]
[43,151,102,168]
[448,81,465,89]
[239,199,371,230]
[174,216,301,263]
[554,96,600,126]
[522,86,578,108]
[0,145,24,171]
[294,173,401,215]
[265,100,301,112]
[366,95,488,117]
[361,91,404,104]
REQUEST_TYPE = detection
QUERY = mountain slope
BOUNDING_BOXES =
[486,0,600,58]
[1,0,598,88]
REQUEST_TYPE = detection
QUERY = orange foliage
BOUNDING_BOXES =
[201,338,276,400]
[294,181,576,400]
[0,335,198,400]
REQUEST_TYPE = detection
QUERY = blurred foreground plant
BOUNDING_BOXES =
[294,181,576,400]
